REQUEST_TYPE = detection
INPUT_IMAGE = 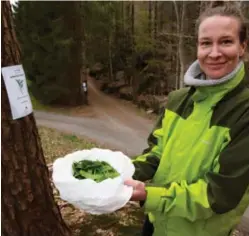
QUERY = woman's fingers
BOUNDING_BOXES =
[124,179,147,201]
[124,179,142,190]
[124,179,135,187]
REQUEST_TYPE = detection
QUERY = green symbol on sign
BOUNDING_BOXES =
[15,79,24,94]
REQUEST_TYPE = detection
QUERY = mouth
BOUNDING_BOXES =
[206,62,227,69]
[206,62,226,66]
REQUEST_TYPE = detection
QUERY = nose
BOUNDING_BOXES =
[208,45,222,59]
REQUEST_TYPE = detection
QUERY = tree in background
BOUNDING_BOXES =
[13,1,84,106]
[13,1,248,113]
[81,1,133,81]
[1,2,71,235]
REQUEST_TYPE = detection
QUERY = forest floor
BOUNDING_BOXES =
[39,126,144,236]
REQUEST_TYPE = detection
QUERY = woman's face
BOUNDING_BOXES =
[197,15,246,80]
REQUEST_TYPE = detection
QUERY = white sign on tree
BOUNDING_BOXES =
[2,65,33,120]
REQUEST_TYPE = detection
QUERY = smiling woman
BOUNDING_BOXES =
[197,7,247,80]
[124,1,249,236]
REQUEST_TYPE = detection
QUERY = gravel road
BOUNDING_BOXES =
[35,77,154,157]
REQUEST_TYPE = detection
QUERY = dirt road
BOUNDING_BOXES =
[35,77,154,156]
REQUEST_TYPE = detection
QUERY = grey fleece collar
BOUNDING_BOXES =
[184,60,243,87]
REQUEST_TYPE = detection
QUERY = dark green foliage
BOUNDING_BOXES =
[13,1,84,105]
[13,1,247,111]
[72,160,120,183]
[81,1,133,79]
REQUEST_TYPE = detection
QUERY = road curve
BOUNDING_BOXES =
[35,77,154,156]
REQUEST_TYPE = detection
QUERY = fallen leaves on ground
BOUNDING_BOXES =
[39,126,144,236]
[38,126,102,164]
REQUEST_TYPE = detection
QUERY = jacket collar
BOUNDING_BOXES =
[184,61,245,103]
[184,60,244,87]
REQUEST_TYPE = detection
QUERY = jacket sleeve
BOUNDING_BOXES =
[144,110,249,222]
[132,109,165,182]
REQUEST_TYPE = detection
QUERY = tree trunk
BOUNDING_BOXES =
[131,1,135,52]
[80,1,88,104]
[108,34,113,81]
[179,1,187,88]
[125,1,131,32]
[158,2,165,31]
[148,1,152,40]
[173,1,180,89]
[154,1,158,41]
[67,1,84,105]
[153,1,158,55]
[199,1,207,14]
[173,1,186,89]
[121,1,125,33]
[1,2,71,236]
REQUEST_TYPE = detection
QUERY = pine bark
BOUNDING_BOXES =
[1,2,71,236]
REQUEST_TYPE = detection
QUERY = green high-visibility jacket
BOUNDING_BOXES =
[133,64,249,236]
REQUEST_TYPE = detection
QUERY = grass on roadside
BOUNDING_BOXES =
[38,126,144,236]
[38,126,100,164]
[28,80,50,111]
[30,94,50,111]
[30,93,94,117]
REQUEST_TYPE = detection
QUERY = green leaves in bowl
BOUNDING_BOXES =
[72,160,120,183]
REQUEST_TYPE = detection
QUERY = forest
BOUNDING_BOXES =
[2,1,249,236]
[13,1,249,113]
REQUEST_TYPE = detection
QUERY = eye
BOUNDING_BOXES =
[221,39,233,45]
[199,41,211,46]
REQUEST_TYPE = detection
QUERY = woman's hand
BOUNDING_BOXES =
[124,179,147,201]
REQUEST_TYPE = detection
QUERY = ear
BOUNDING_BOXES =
[239,41,247,57]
